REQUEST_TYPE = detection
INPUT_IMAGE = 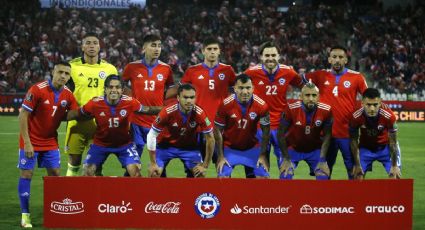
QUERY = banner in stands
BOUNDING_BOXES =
[39,0,146,9]
[44,178,413,229]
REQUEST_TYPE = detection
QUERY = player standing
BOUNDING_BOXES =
[244,41,303,176]
[349,88,401,179]
[214,74,270,178]
[277,82,332,180]
[18,62,77,228]
[305,46,368,179]
[123,34,175,159]
[65,32,118,176]
[146,84,214,178]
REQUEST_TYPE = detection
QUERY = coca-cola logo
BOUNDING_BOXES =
[144,201,181,214]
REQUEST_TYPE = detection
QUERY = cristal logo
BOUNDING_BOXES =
[50,198,84,214]
[365,205,405,213]
[231,204,290,214]
[145,201,181,214]
[300,204,355,214]
[230,204,242,214]
[98,201,132,213]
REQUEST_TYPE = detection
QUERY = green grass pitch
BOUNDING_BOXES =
[0,116,423,229]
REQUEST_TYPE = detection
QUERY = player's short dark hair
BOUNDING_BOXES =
[235,74,252,85]
[104,74,123,88]
[362,88,380,99]
[83,32,98,39]
[259,41,280,55]
[329,45,348,55]
[178,83,196,95]
[202,37,220,48]
[143,34,161,45]
[54,61,71,68]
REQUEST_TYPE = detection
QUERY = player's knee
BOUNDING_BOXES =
[68,154,82,165]
[20,170,33,179]
[83,164,96,176]
[47,168,60,176]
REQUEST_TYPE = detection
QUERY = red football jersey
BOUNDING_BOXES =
[81,95,143,147]
[305,68,368,138]
[152,103,213,149]
[282,101,332,153]
[180,62,236,121]
[20,81,78,151]
[123,59,174,128]
[349,104,397,150]
[244,64,303,129]
[215,94,269,150]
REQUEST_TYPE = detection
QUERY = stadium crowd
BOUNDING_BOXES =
[2,0,339,93]
[349,2,425,98]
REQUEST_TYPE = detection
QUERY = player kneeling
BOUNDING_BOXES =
[277,82,332,180]
[68,75,160,177]
[350,88,402,179]
[147,84,214,178]
[214,74,270,178]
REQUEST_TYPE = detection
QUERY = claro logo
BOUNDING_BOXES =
[98,201,132,214]
[50,198,84,214]
[365,205,405,213]
[300,204,355,214]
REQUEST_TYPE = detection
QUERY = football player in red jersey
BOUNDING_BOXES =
[277,82,332,180]
[244,41,304,177]
[214,74,270,178]
[305,46,368,179]
[146,84,214,178]
[180,37,236,173]
[68,75,161,177]
[123,34,175,159]
[349,88,401,179]
[18,62,78,228]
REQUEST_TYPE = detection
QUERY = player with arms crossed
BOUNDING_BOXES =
[349,88,401,179]
[68,75,161,176]
[277,82,332,180]
[244,41,304,176]
[147,84,215,178]
[214,74,270,178]
[180,37,236,170]
[305,46,368,179]
[18,62,77,228]
[66,32,118,176]
[123,34,175,160]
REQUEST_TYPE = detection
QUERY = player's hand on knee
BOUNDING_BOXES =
[193,163,207,178]
[351,165,364,180]
[389,166,401,179]
[148,163,161,178]
[24,143,34,158]
[279,159,294,177]
[256,155,270,172]
[216,158,230,174]
[315,162,330,176]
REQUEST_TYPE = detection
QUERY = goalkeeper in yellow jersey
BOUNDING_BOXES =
[65,32,118,176]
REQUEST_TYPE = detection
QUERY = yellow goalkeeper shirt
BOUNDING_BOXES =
[69,57,118,106]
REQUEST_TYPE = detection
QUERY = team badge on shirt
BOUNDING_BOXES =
[343,81,351,88]
[60,100,68,108]
[218,73,225,80]
[157,74,164,81]
[279,78,286,85]
[120,109,127,117]
[315,120,322,127]
[249,112,257,120]
[25,93,33,102]
[377,125,384,131]
[189,121,197,128]
[99,71,107,79]
[194,193,221,219]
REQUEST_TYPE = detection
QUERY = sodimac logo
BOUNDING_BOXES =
[50,198,84,214]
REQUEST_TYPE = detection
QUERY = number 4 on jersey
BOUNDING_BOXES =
[332,86,338,97]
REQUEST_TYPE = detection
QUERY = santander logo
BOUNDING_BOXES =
[230,204,242,214]
[144,201,181,214]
